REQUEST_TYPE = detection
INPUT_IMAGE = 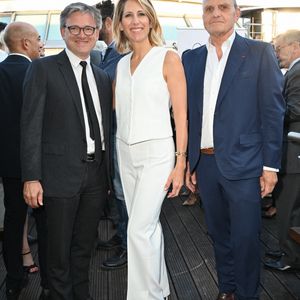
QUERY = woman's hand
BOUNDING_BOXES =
[164,159,186,198]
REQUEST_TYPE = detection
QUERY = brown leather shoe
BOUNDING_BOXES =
[216,292,235,300]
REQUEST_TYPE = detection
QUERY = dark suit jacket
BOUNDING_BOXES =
[0,55,31,177]
[182,34,285,180]
[21,50,112,197]
[99,42,125,81]
[281,60,300,174]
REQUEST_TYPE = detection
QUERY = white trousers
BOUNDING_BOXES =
[116,137,174,300]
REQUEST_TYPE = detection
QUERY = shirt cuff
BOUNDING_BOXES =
[263,166,279,172]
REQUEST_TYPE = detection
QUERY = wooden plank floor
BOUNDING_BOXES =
[0,195,300,300]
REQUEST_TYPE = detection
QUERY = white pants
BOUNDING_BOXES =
[116,137,174,300]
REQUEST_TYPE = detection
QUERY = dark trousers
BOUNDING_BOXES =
[274,173,300,267]
[2,177,27,290]
[33,206,49,288]
[2,177,49,290]
[45,160,108,300]
[112,133,128,249]
[196,155,261,300]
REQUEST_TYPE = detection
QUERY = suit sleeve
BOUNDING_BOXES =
[258,43,286,169]
[285,70,300,122]
[21,60,47,182]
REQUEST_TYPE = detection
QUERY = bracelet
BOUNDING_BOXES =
[175,151,187,157]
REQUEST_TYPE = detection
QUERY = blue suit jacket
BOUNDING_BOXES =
[182,34,286,180]
[99,42,125,81]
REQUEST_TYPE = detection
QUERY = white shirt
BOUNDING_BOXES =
[65,48,105,153]
[0,49,8,62]
[201,31,235,149]
[115,47,173,145]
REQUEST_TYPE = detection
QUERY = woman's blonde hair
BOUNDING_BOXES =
[113,0,163,53]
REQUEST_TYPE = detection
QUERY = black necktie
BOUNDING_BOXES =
[80,61,99,141]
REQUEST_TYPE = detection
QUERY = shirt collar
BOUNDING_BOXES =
[289,57,300,71]
[9,53,31,62]
[206,31,236,53]
[65,48,91,68]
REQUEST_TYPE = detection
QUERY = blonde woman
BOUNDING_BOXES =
[113,0,187,298]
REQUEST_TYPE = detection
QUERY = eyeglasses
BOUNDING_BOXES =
[65,25,96,36]
[275,43,292,53]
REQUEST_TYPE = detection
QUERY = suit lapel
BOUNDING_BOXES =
[189,46,207,113]
[216,34,248,108]
[92,66,108,145]
[284,60,300,94]
[57,50,85,131]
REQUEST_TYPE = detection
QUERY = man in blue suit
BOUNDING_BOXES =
[94,0,128,270]
[183,1,285,299]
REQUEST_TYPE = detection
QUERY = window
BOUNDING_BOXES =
[47,14,61,41]
[15,14,47,40]
[159,17,187,41]
[0,14,12,25]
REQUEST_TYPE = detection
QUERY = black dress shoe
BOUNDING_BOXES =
[39,288,51,300]
[265,249,284,259]
[6,288,21,300]
[101,248,127,270]
[97,234,122,250]
[216,292,235,300]
[264,258,292,271]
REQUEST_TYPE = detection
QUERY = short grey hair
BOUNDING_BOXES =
[203,0,238,9]
[277,29,300,45]
[60,2,102,29]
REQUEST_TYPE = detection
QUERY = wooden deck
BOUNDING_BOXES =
[0,195,300,300]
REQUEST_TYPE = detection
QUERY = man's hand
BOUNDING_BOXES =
[23,181,43,208]
[260,170,277,198]
[185,162,197,193]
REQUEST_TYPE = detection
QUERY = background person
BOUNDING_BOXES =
[113,0,187,298]
[183,0,285,299]
[0,21,48,300]
[20,3,112,299]
[95,0,128,271]
[0,22,8,62]
[265,29,300,272]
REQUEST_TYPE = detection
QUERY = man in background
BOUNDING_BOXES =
[265,29,300,272]
[0,21,48,300]
[95,0,128,271]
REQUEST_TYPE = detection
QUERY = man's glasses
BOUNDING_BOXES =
[274,42,297,53]
[65,25,96,36]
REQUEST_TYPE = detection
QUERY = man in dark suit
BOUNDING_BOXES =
[21,3,112,299]
[94,0,128,271]
[0,21,49,300]
[265,30,300,272]
[183,0,285,299]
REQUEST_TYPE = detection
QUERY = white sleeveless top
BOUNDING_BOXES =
[115,46,173,145]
